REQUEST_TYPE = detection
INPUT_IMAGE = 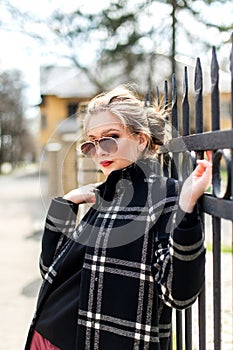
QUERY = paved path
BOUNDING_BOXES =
[0,165,232,349]
[0,165,47,350]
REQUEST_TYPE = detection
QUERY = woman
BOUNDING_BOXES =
[25,85,212,350]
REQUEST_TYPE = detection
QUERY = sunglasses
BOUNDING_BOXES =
[80,137,119,157]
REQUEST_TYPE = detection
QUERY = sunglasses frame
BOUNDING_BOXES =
[80,137,119,157]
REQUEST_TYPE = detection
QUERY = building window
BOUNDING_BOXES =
[41,114,47,129]
[67,103,79,118]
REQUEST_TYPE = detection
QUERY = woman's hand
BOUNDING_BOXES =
[179,151,212,213]
[63,183,101,204]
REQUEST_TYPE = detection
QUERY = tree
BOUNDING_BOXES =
[44,0,233,89]
[45,0,170,89]
[2,0,233,90]
[156,0,233,74]
[0,70,35,172]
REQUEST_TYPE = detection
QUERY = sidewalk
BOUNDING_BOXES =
[0,165,47,349]
[0,165,232,349]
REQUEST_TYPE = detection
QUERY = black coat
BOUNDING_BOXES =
[25,159,205,350]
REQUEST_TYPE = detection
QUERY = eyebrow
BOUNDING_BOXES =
[87,128,121,138]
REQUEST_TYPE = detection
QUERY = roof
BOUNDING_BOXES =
[40,56,231,100]
[40,66,99,98]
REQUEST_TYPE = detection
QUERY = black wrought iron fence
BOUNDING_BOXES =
[154,36,233,350]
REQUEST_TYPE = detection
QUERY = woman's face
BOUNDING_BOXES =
[85,111,147,177]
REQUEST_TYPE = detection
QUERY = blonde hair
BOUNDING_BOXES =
[84,85,170,157]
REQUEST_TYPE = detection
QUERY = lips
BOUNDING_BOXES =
[100,161,113,167]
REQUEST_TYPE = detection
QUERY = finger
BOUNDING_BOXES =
[205,150,212,163]
[86,195,96,203]
[194,160,212,177]
[195,159,209,171]
[83,191,97,202]
[196,159,212,168]
[200,163,212,181]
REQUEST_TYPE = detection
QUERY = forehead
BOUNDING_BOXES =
[85,111,124,134]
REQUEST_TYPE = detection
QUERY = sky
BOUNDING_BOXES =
[0,0,233,120]
[0,0,111,116]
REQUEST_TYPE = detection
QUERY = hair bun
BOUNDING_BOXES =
[146,107,168,147]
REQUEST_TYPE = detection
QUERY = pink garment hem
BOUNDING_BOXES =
[30,330,60,350]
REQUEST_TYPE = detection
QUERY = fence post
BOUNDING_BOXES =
[211,47,222,350]
[194,56,206,350]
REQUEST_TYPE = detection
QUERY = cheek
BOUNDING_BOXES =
[118,140,138,159]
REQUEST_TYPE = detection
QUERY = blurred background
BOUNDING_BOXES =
[0,0,232,349]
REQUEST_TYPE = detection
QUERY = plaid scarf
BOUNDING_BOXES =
[25,159,205,350]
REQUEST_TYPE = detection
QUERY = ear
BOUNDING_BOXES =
[137,133,148,152]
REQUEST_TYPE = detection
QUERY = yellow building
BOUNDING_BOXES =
[38,66,99,198]
[39,66,99,151]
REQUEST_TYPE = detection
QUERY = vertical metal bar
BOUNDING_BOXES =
[164,80,168,110]
[198,284,206,350]
[149,90,153,106]
[231,222,233,350]
[230,32,233,350]
[212,217,221,350]
[182,65,193,350]
[176,310,183,350]
[157,154,162,177]
[172,73,178,138]
[195,57,203,134]
[170,75,178,348]
[155,86,162,177]
[164,80,169,127]
[169,77,175,347]
[211,45,221,350]
[195,56,206,350]
[163,80,171,177]
[182,66,190,136]
[171,74,179,180]
[230,33,233,128]
[185,308,192,350]
[155,86,160,106]
[163,153,170,178]
[211,47,220,131]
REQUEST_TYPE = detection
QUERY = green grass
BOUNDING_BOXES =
[206,243,232,254]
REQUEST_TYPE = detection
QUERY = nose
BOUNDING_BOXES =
[95,142,109,157]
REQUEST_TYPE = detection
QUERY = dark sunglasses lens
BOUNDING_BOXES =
[99,138,118,153]
[81,142,95,156]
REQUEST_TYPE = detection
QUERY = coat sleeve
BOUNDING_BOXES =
[152,178,205,310]
[39,197,79,278]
